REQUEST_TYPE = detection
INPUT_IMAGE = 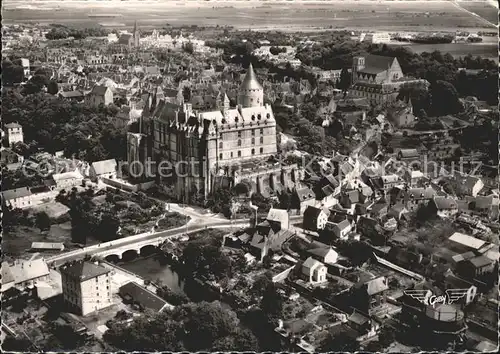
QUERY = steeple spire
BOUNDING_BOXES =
[133,21,140,47]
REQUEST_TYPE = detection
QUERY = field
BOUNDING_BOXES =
[399,41,498,60]
[2,1,497,32]
[456,0,499,24]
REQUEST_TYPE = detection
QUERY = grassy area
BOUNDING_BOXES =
[156,212,189,231]
[2,222,98,261]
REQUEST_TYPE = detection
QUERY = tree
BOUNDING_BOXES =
[182,42,195,54]
[278,190,291,210]
[104,301,258,351]
[379,326,396,347]
[398,84,430,113]
[1,336,33,352]
[156,286,189,305]
[47,80,59,95]
[270,46,285,55]
[2,59,25,85]
[260,284,283,322]
[182,86,192,102]
[36,211,52,231]
[338,67,351,93]
[181,237,232,280]
[98,212,120,241]
[23,74,50,95]
[320,333,360,352]
[2,88,129,161]
[252,272,273,296]
[233,182,251,196]
[430,80,463,116]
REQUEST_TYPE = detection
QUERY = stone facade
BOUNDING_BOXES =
[128,64,281,202]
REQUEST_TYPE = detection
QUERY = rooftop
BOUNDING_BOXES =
[2,187,32,200]
[60,261,111,282]
[240,63,262,91]
[448,232,486,250]
[119,281,171,312]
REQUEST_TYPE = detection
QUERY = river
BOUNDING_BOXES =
[118,254,235,311]
[118,255,185,294]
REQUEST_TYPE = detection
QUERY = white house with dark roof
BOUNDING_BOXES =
[60,261,113,316]
[2,259,50,291]
[52,170,84,190]
[85,85,113,106]
[302,257,327,285]
[307,247,338,265]
[303,206,330,233]
[430,196,459,218]
[329,219,352,240]
[1,187,33,209]
[292,187,316,213]
[89,159,117,181]
[461,175,484,197]
[403,169,425,187]
[4,122,24,146]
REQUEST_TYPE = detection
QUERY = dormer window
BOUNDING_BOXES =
[251,115,256,121]
[266,113,270,119]
[221,118,226,124]
[235,117,239,123]
[257,114,261,120]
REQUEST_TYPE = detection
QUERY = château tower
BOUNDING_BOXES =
[237,63,264,108]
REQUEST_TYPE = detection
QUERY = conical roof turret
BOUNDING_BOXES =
[240,63,262,91]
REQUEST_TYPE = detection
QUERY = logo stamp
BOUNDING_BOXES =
[404,289,469,307]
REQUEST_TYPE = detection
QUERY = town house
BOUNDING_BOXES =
[301,257,328,285]
[349,276,389,316]
[85,85,114,107]
[1,187,33,209]
[302,206,330,233]
[60,261,113,316]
